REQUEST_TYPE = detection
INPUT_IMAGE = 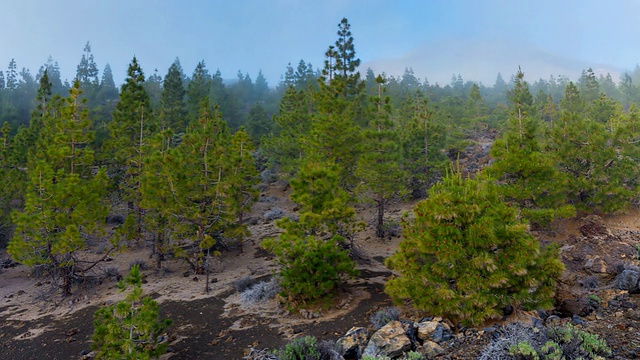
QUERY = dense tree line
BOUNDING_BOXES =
[3,17,640,335]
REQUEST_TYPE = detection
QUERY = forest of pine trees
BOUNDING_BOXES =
[3,17,640,329]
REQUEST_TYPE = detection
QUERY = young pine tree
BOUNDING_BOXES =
[385,170,564,326]
[92,265,172,359]
[262,158,360,305]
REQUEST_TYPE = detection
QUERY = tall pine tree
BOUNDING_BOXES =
[9,81,108,295]
[104,57,154,242]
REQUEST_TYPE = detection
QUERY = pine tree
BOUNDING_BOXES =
[11,69,53,166]
[262,158,359,304]
[559,82,584,114]
[104,57,154,242]
[263,86,313,175]
[547,111,632,212]
[397,90,448,199]
[160,59,187,135]
[485,69,574,226]
[76,42,100,87]
[186,61,212,121]
[140,129,175,269]
[227,128,259,228]
[6,58,18,90]
[578,68,600,104]
[37,56,65,95]
[92,265,172,359]
[245,103,271,143]
[304,17,366,187]
[168,100,230,288]
[93,63,119,149]
[8,81,108,295]
[356,75,407,238]
[0,121,21,246]
[334,17,361,96]
[144,68,163,108]
[254,70,269,102]
[385,171,564,326]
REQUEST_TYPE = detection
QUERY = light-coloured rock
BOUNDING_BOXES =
[415,321,439,341]
[417,340,444,358]
[337,327,368,358]
[362,320,412,359]
[584,256,608,274]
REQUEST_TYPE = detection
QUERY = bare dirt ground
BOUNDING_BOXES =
[0,182,403,359]
[2,181,640,359]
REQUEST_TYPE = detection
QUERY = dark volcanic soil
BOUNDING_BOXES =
[0,282,393,360]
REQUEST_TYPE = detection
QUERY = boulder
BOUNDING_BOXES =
[336,327,368,359]
[617,269,640,293]
[362,320,412,359]
[415,321,440,342]
[416,340,444,358]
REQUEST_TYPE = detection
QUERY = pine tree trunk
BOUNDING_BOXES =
[61,265,73,296]
[156,230,164,270]
[376,197,385,239]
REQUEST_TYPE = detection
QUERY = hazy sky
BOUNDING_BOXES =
[1,0,639,87]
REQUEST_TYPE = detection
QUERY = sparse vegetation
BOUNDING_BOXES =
[480,323,611,360]
[369,307,400,330]
[1,11,640,360]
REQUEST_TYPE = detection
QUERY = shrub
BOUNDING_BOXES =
[234,275,259,293]
[480,323,611,360]
[385,172,564,326]
[509,341,539,359]
[104,266,121,281]
[278,336,321,360]
[317,340,343,360]
[262,231,356,305]
[402,351,426,360]
[369,307,400,330]
[129,259,148,271]
[240,278,280,305]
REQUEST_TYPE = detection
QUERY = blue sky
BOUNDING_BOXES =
[1,0,639,87]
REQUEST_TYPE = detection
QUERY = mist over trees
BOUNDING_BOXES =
[4,16,640,330]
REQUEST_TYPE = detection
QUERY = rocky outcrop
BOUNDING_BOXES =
[362,320,412,358]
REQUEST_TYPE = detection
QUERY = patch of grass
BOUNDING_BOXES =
[129,259,148,271]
